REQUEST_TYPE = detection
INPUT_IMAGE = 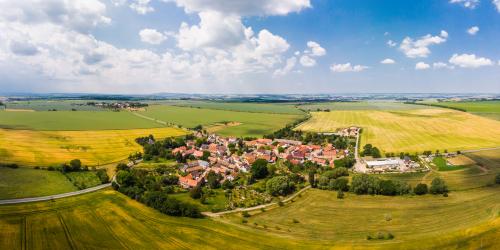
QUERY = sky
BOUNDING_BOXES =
[0,0,499,94]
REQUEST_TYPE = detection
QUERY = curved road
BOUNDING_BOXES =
[0,183,111,205]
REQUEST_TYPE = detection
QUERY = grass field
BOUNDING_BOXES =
[3,100,103,111]
[299,101,429,111]
[64,171,102,190]
[0,127,187,167]
[0,110,163,130]
[1,188,498,250]
[152,100,305,115]
[139,105,304,137]
[0,167,77,199]
[297,108,500,154]
[421,101,500,120]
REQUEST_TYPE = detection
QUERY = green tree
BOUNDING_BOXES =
[414,183,428,195]
[251,159,269,179]
[379,180,397,196]
[496,173,500,184]
[308,170,316,188]
[337,190,345,199]
[266,176,295,196]
[190,185,203,199]
[69,159,82,171]
[429,177,448,194]
[206,171,222,189]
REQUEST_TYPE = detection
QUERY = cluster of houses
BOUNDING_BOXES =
[177,134,348,188]
[86,101,148,110]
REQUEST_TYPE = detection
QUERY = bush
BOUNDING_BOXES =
[266,176,295,196]
[337,190,345,199]
[430,177,448,194]
[241,219,248,224]
[292,219,299,223]
[190,185,203,199]
[495,173,500,184]
[96,169,109,184]
[278,201,284,206]
[414,183,428,195]
[242,211,251,217]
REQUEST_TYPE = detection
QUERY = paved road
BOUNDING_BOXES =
[0,183,111,205]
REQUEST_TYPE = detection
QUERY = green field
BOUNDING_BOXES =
[152,100,305,115]
[299,101,429,111]
[420,101,500,120]
[297,108,500,154]
[3,100,103,111]
[0,110,162,130]
[0,127,188,167]
[64,171,103,190]
[0,167,77,199]
[139,105,304,137]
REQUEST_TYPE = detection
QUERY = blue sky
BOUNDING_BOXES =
[0,0,499,94]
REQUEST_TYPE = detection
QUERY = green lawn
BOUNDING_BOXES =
[64,171,103,190]
[0,110,161,130]
[171,189,229,212]
[0,167,77,199]
[140,105,304,137]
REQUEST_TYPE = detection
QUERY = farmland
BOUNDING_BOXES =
[420,100,500,120]
[139,105,304,137]
[0,167,77,199]
[152,100,305,114]
[297,108,500,154]
[299,101,428,111]
[0,110,162,130]
[0,127,188,167]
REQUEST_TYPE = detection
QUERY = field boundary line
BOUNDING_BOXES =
[57,212,76,250]
[0,183,111,205]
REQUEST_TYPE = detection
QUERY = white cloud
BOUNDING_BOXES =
[139,29,167,44]
[449,0,480,9]
[130,0,154,14]
[306,41,326,57]
[380,58,395,64]
[330,63,368,73]
[415,62,430,70]
[399,31,448,58]
[433,62,454,69]
[467,26,479,35]
[387,40,397,47]
[493,0,500,12]
[0,0,111,32]
[300,55,316,67]
[164,0,311,16]
[273,56,297,76]
[449,53,493,68]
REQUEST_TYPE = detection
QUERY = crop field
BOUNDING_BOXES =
[2,100,103,111]
[1,188,498,250]
[383,149,500,191]
[152,100,305,115]
[0,167,77,199]
[0,110,163,130]
[139,105,304,137]
[421,101,500,120]
[223,187,500,249]
[297,108,500,154]
[298,101,428,111]
[0,127,187,167]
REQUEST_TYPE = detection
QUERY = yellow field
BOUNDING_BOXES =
[0,127,188,167]
[447,155,476,166]
[297,109,500,153]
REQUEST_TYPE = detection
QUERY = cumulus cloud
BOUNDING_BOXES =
[387,40,397,47]
[300,55,316,67]
[380,58,395,64]
[467,26,479,35]
[399,31,448,58]
[163,0,311,16]
[306,41,326,57]
[449,0,480,9]
[130,0,154,14]
[139,28,167,44]
[493,0,500,12]
[449,53,493,68]
[415,62,430,70]
[330,63,368,73]
[273,56,297,76]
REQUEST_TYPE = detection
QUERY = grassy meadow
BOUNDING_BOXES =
[0,110,162,130]
[0,167,77,199]
[297,108,500,154]
[0,127,187,167]
[139,105,304,137]
[3,100,103,111]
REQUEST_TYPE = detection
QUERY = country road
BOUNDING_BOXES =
[0,183,111,205]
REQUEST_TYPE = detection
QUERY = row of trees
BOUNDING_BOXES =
[350,174,448,196]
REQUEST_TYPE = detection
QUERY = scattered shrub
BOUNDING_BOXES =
[414,183,428,195]
[292,219,299,223]
[242,211,251,218]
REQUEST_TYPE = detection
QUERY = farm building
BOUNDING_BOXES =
[365,159,401,171]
